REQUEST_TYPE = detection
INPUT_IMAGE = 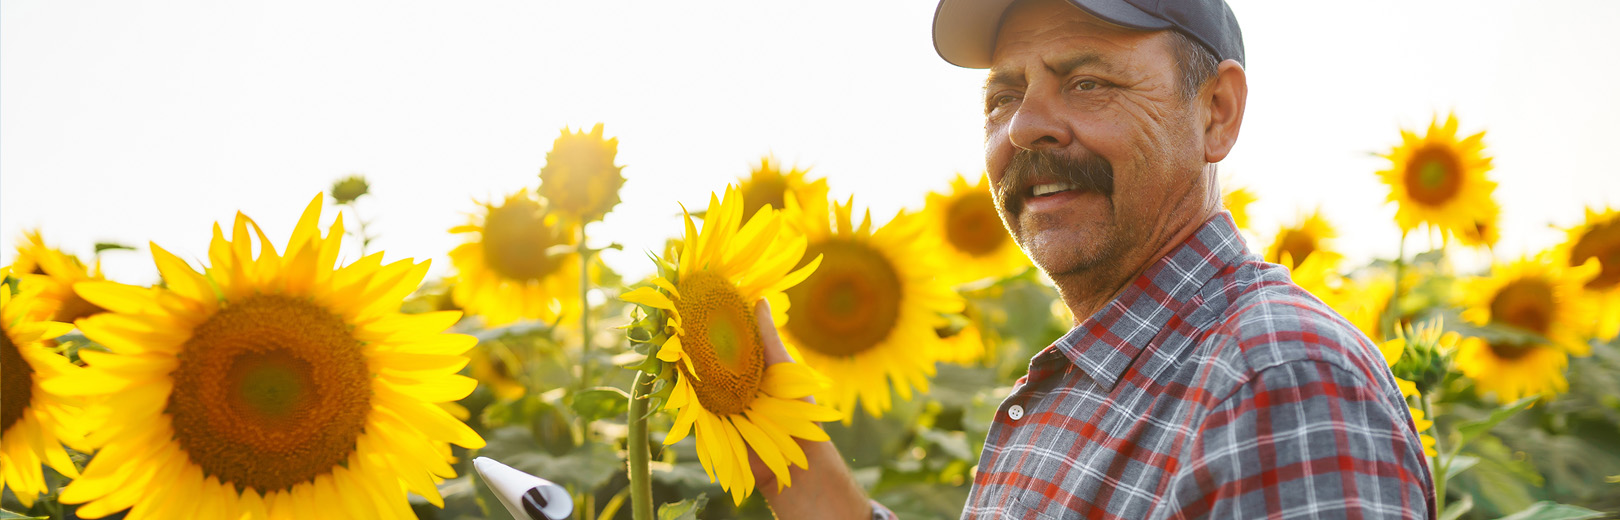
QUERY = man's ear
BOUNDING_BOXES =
[1202,59,1247,163]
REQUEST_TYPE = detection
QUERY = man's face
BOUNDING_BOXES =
[985,0,1207,278]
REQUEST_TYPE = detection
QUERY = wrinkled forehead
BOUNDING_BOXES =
[989,0,1164,85]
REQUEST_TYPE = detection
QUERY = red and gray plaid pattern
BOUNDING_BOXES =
[876,213,1433,519]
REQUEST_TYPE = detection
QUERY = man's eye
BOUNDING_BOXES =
[1075,80,1100,91]
[993,94,1018,107]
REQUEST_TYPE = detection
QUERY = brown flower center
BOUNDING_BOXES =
[1,324,35,435]
[785,239,902,357]
[168,294,371,493]
[1570,217,1620,290]
[1403,145,1464,206]
[945,191,1009,257]
[1490,278,1555,335]
[1487,341,1535,361]
[674,271,764,416]
[1270,228,1318,269]
[481,198,569,282]
[741,175,789,220]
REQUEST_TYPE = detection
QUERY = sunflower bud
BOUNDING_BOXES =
[330,174,371,204]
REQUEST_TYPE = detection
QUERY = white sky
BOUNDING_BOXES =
[4,1,1618,285]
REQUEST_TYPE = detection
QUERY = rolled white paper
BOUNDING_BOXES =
[473,456,573,520]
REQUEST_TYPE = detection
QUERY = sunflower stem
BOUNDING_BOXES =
[578,225,595,434]
[1420,392,1446,512]
[1385,231,1409,339]
[628,370,655,520]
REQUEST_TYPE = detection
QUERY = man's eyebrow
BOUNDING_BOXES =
[983,69,1024,92]
[982,52,1112,93]
[1049,53,1107,77]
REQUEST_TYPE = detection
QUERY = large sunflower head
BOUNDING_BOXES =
[737,157,829,220]
[538,123,626,223]
[1266,208,1341,270]
[60,194,485,519]
[1460,255,1598,358]
[449,190,582,327]
[923,173,1028,286]
[8,230,108,323]
[1561,206,1620,339]
[1376,112,1497,240]
[1,268,87,508]
[780,196,965,422]
[622,185,838,506]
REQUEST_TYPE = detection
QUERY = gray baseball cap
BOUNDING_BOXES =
[932,0,1245,69]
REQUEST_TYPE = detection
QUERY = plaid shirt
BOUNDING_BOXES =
[875,213,1433,519]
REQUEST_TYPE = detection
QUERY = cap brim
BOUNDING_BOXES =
[933,0,1172,69]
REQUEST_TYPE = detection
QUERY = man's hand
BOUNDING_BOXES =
[747,299,874,519]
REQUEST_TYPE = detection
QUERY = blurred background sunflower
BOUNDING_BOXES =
[8,231,108,324]
[1377,112,1498,244]
[1560,206,1620,340]
[1265,207,1341,270]
[922,173,1028,287]
[1456,255,1597,402]
[736,157,828,220]
[449,191,583,327]
[780,196,964,422]
[539,123,625,225]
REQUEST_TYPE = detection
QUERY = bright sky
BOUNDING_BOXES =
[4,1,1618,285]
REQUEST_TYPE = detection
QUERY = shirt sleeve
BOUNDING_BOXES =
[1159,360,1435,519]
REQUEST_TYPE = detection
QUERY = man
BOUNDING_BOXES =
[749,0,1436,517]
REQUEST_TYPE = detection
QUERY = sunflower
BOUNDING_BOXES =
[19,245,108,324]
[1376,112,1497,241]
[1221,184,1257,233]
[538,123,625,223]
[1,267,88,508]
[1456,337,1568,402]
[1460,255,1597,357]
[780,196,964,422]
[1455,256,1597,402]
[8,230,108,323]
[737,157,829,221]
[449,191,583,327]
[8,230,51,277]
[621,185,838,506]
[1266,208,1340,271]
[1454,199,1501,249]
[1560,206,1620,340]
[1286,251,1345,311]
[923,173,1028,286]
[59,195,485,519]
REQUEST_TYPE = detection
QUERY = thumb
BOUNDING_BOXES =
[755,299,793,366]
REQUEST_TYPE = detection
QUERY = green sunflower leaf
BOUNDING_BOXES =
[1458,396,1538,449]
[572,387,631,422]
[656,493,709,520]
[1493,501,1605,520]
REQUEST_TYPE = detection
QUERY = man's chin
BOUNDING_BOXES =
[1016,228,1109,278]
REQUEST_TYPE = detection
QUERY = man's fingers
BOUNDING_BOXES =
[755,299,793,366]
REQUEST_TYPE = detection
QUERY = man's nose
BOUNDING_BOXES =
[1007,89,1073,151]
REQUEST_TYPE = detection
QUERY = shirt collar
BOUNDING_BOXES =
[1048,211,1251,390]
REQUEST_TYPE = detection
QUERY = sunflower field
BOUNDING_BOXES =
[3,114,1618,520]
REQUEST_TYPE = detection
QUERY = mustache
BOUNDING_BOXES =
[995,149,1115,215]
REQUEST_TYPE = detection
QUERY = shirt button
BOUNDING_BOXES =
[1008,404,1024,421]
